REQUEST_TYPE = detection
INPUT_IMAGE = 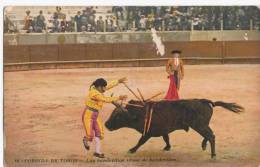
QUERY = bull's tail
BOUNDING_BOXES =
[201,99,244,113]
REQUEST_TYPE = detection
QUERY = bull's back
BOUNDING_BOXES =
[149,99,213,136]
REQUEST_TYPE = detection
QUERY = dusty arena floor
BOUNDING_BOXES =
[4,64,260,167]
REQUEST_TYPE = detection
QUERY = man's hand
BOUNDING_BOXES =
[118,77,127,84]
[167,74,173,78]
[119,95,128,100]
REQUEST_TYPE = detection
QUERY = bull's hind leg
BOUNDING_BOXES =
[201,138,207,151]
[193,126,216,159]
[206,127,216,159]
[162,134,171,151]
[128,135,151,154]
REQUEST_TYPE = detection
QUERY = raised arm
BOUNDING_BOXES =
[105,80,119,90]
[105,77,127,90]
[92,93,120,103]
[90,89,127,103]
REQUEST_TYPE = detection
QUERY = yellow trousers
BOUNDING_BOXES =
[82,108,104,141]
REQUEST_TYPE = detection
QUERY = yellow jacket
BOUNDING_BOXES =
[85,80,120,110]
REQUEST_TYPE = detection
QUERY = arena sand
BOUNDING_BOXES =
[4,64,260,167]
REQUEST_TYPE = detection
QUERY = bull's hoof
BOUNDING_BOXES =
[202,143,207,151]
[211,154,216,160]
[128,149,137,154]
[163,146,171,151]
[201,140,207,151]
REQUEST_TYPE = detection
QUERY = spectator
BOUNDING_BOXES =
[56,6,65,19]
[139,15,146,31]
[165,15,174,31]
[4,15,16,33]
[117,17,127,31]
[3,6,260,33]
[126,9,134,30]
[52,14,60,32]
[154,14,162,31]
[35,10,46,32]
[146,14,154,30]
[31,17,37,32]
[111,16,118,31]
[74,11,81,32]
[88,14,96,28]
[105,15,114,32]
[96,16,105,32]
[60,15,69,32]
[80,10,88,31]
[193,17,201,30]
[113,6,124,20]
[24,10,32,32]
[134,10,141,30]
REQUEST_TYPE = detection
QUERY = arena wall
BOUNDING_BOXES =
[4,40,260,71]
[4,31,260,46]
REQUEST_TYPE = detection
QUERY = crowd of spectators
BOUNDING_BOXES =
[3,6,260,33]
[126,6,260,31]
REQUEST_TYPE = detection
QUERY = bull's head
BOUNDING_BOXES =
[105,102,131,131]
[105,101,143,131]
[105,84,163,131]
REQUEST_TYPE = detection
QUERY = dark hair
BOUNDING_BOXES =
[90,78,107,89]
[171,50,182,54]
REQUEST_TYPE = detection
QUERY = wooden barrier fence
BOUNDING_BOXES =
[4,41,260,71]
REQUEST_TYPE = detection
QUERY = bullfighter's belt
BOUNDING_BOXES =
[85,106,99,112]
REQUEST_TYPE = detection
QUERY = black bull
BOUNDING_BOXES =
[105,99,244,159]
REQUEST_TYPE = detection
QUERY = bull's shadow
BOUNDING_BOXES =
[105,99,244,159]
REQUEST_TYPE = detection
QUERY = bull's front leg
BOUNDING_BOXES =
[128,135,151,154]
[162,134,171,151]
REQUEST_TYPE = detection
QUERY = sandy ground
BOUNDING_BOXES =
[4,64,260,167]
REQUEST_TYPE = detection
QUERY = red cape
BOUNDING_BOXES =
[164,74,179,100]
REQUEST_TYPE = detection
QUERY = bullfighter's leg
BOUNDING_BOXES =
[162,134,171,151]
[128,135,151,153]
[82,110,95,150]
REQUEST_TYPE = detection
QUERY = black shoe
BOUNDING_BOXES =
[83,136,90,150]
[93,152,105,158]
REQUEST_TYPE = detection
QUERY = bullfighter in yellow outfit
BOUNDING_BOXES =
[82,77,127,158]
